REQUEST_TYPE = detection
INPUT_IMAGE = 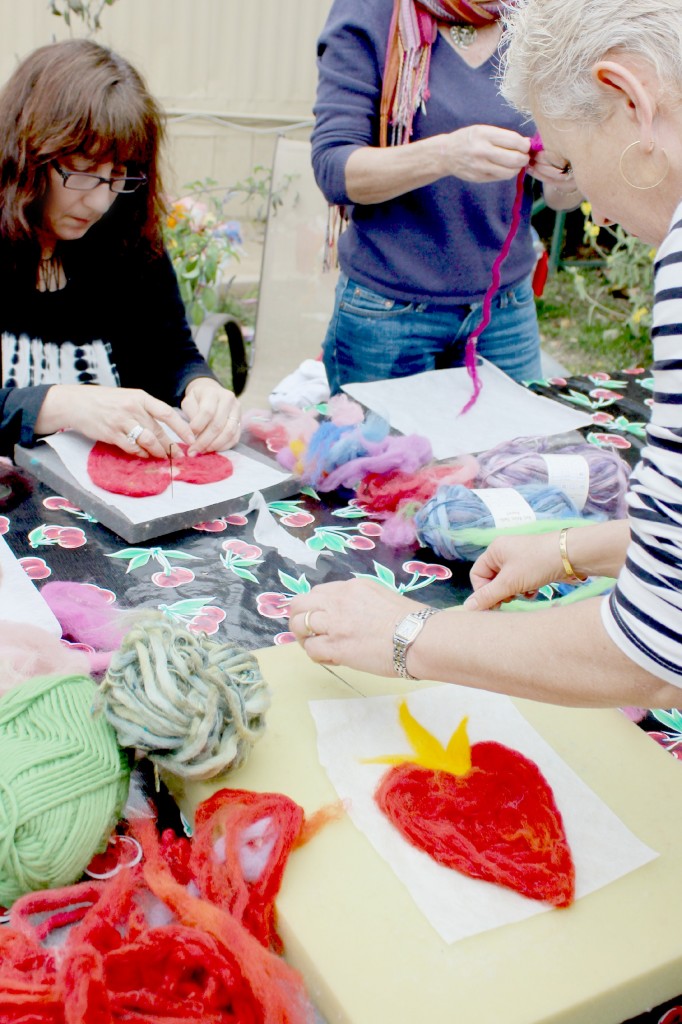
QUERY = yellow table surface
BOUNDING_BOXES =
[169,642,682,1024]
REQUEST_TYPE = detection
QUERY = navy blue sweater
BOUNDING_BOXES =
[311,0,536,305]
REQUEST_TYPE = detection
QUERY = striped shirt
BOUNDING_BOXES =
[601,203,682,688]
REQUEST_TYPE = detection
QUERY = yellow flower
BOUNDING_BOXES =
[580,201,592,216]
[632,306,649,324]
[587,223,600,238]
[649,248,657,260]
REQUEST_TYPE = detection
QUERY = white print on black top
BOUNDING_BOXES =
[2,333,120,389]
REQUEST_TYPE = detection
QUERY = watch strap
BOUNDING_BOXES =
[393,606,439,680]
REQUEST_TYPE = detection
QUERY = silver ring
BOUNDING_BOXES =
[303,609,318,638]
[126,424,144,446]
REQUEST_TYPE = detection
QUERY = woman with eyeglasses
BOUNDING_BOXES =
[0,39,240,459]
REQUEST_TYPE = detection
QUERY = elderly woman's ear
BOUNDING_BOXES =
[592,59,657,136]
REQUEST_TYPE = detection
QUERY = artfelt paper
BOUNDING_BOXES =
[310,684,658,944]
[0,534,61,635]
[343,361,593,460]
[45,431,291,526]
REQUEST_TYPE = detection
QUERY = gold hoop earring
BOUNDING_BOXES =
[619,140,669,190]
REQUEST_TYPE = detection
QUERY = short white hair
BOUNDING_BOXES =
[501,0,682,123]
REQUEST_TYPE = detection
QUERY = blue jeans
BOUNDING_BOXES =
[322,272,542,395]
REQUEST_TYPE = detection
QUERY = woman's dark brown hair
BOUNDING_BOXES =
[0,39,166,252]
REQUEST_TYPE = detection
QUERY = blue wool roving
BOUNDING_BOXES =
[301,413,390,489]
[414,484,589,562]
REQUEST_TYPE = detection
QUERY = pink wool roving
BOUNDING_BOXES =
[355,457,480,548]
[0,621,90,696]
[462,134,544,412]
[40,581,134,674]
[475,436,631,519]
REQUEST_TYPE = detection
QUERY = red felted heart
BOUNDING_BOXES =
[376,740,575,907]
[87,442,233,497]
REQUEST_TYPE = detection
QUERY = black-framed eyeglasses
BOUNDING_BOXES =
[51,161,148,194]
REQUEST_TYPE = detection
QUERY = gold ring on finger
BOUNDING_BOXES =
[303,609,318,638]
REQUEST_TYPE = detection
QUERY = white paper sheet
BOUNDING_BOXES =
[244,490,320,569]
[0,534,61,635]
[44,432,291,526]
[343,361,593,460]
[310,686,657,944]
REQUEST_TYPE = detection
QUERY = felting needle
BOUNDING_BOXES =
[321,663,366,697]
[169,445,174,500]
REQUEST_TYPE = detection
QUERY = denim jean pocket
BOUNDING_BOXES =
[341,281,415,318]
[505,280,535,309]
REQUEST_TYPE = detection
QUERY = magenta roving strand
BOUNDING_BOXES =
[461,134,544,413]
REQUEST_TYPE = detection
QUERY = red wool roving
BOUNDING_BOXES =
[0,787,318,1024]
[373,705,575,908]
[87,441,233,497]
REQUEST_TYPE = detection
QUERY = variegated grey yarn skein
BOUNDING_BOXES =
[97,613,269,781]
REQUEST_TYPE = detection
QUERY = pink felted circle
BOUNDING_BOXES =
[87,442,233,497]
[174,445,234,486]
[88,442,171,496]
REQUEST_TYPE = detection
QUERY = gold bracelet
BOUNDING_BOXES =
[559,528,587,581]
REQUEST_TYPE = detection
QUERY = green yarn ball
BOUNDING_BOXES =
[0,673,130,907]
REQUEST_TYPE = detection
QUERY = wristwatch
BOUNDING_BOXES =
[392,606,439,680]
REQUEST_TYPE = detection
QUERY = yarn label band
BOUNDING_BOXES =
[540,455,589,511]
[471,488,536,527]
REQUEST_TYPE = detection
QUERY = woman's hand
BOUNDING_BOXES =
[466,521,631,610]
[181,377,241,454]
[439,125,531,183]
[35,384,195,458]
[464,532,567,611]
[527,148,583,210]
[289,579,421,677]
[344,126,532,204]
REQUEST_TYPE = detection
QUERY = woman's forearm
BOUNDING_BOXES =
[409,598,680,709]
[290,577,680,710]
[344,124,531,204]
[564,519,631,579]
[344,136,447,204]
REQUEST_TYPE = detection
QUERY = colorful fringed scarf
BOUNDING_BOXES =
[380,0,503,146]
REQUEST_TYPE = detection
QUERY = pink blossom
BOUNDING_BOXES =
[19,556,51,580]
[402,560,452,580]
[192,519,228,532]
[348,536,375,550]
[280,511,314,528]
[592,433,631,450]
[151,567,195,588]
[256,592,291,619]
[274,631,297,645]
[222,539,262,559]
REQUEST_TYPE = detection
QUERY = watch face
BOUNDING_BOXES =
[394,614,421,644]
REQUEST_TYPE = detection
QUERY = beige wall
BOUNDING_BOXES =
[0,0,333,197]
